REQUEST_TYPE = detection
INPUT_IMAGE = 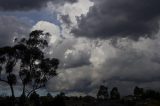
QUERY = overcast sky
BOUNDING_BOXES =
[0,0,160,96]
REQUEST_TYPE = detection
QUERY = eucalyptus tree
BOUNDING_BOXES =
[0,30,59,98]
[0,46,19,98]
[17,30,59,97]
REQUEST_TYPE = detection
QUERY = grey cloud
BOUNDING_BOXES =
[91,39,160,95]
[0,16,30,47]
[72,0,160,39]
[47,66,94,93]
[102,46,160,83]
[60,14,72,27]
[0,0,78,11]
[46,35,160,95]
[63,48,91,68]
[32,21,91,69]
[55,41,91,68]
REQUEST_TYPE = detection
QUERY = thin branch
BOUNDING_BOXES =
[27,85,44,97]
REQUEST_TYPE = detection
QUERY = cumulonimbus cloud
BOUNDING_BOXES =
[0,0,78,11]
[72,0,160,39]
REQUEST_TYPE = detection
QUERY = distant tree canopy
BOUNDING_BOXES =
[0,30,59,98]
[97,85,109,100]
[144,89,160,99]
[110,87,120,100]
[133,86,160,100]
[134,86,144,97]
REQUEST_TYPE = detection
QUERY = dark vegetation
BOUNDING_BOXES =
[0,85,160,106]
[0,30,160,106]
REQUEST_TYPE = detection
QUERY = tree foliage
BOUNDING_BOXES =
[0,46,18,98]
[134,86,144,97]
[0,30,59,99]
[110,87,120,100]
[97,85,109,100]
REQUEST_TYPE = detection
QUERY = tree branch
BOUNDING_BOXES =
[26,85,44,97]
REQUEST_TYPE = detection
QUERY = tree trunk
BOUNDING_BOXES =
[10,84,15,106]
[22,84,25,96]
[20,84,26,106]
[10,84,15,98]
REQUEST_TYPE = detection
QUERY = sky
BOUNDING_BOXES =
[0,0,160,96]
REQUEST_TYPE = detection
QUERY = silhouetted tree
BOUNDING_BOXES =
[0,30,59,105]
[110,87,120,100]
[97,85,109,100]
[14,30,59,97]
[0,46,18,99]
[144,89,160,100]
[134,86,144,97]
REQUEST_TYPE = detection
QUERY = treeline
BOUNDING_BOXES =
[0,92,66,106]
[97,85,160,100]
[134,86,160,100]
[0,86,160,106]
[97,85,120,100]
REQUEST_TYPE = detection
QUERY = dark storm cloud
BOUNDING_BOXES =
[0,0,78,11]
[60,14,72,27]
[0,16,30,47]
[72,0,160,39]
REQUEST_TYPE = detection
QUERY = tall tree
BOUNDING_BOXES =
[0,46,18,98]
[97,85,109,100]
[110,87,120,100]
[16,30,59,97]
[134,86,144,97]
[0,30,59,99]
